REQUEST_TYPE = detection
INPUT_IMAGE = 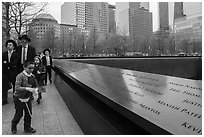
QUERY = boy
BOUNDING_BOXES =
[11,60,37,134]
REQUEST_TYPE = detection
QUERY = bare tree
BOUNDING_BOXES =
[2,2,11,41]
[86,25,98,54]
[9,2,48,37]
[43,29,55,50]
[178,39,190,53]
[167,35,176,55]
[28,27,39,52]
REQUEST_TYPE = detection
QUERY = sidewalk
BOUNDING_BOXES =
[2,82,83,135]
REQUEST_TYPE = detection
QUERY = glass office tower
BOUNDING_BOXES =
[174,2,202,43]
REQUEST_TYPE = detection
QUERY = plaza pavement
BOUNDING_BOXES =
[2,82,84,135]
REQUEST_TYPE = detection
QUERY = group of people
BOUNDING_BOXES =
[2,34,53,134]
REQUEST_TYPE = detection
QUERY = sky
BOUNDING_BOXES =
[45,1,161,31]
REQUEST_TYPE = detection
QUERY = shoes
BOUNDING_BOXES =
[39,93,42,99]
[24,127,36,133]
[11,123,17,134]
[37,99,40,104]
[11,129,17,134]
[50,80,52,83]
[30,96,34,101]
[2,101,8,105]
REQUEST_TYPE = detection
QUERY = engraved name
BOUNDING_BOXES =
[183,91,201,98]
[139,103,161,115]
[129,90,144,97]
[182,99,202,108]
[158,100,180,110]
[129,78,159,87]
[122,72,139,78]
[170,88,201,98]
[139,75,159,81]
[169,82,201,91]
[169,82,184,87]
[180,108,201,119]
[170,88,182,93]
[185,85,202,91]
[181,122,202,134]
[129,83,163,95]
[128,99,161,115]
[122,72,159,81]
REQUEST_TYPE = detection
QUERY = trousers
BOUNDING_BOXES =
[45,66,52,83]
[11,97,32,129]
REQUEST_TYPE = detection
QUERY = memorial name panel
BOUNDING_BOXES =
[54,60,202,135]
[120,70,201,135]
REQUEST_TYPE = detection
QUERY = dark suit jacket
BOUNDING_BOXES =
[42,56,53,67]
[2,51,19,77]
[16,45,36,73]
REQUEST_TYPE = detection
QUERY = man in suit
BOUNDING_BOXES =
[2,40,19,105]
[42,49,53,84]
[16,35,36,74]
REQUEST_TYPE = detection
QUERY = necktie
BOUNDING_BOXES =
[8,52,11,62]
[22,47,26,64]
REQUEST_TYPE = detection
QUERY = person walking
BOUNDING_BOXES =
[33,56,46,104]
[2,40,19,104]
[42,49,53,84]
[16,35,36,74]
[11,60,37,134]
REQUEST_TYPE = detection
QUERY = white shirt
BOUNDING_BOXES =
[21,44,28,64]
[46,56,50,66]
[8,50,13,62]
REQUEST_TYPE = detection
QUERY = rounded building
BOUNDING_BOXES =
[29,13,60,53]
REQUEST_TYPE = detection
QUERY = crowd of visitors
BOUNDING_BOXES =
[2,34,53,134]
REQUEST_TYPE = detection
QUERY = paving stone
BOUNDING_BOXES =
[2,83,83,135]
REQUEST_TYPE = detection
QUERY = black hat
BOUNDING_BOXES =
[6,39,17,50]
[19,35,31,42]
[43,48,50,55]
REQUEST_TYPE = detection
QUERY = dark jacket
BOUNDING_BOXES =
[42,56,53,67]
[16,45,36,73]
[33,64,46,86]
[2,51,19,77]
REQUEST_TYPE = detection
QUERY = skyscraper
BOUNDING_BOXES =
[130,8,152,39]
[183,2,202,16]
[116,2,140,35]
[116,2,152,38]
[108,4,116,34]
[158,2,169,31]
[61,2,86,30]
[140,2,149,10]
[61,2,109,36]
[174,2,184,20]
[174,2,202,43]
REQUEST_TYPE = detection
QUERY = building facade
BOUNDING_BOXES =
[29,13,60,53]
[130,8,153,39]
[174,2,202,44]
[108,4,116,34]
[60,24,77,55]
[116,2,152,39]
[140,2,149,10]
[174,2,184,20]
[158,2,169,31]
[61,2,109,37]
